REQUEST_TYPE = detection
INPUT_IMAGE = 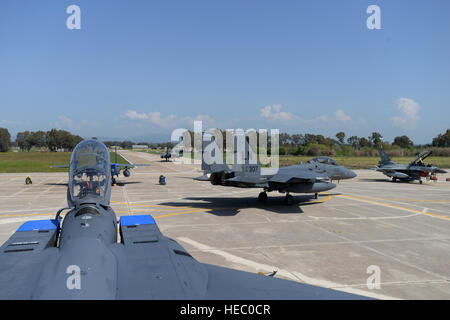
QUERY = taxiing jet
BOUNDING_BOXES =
[0,139,367,299]
[160,149,172,161]
[195,134,356,205]
[52,146,150,184]
[375,149,446,183]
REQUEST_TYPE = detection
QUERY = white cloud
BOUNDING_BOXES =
[334,109,352,121]
[184,114,217,127]
[54,115,100,131]
[123,110,148,120]
[55,115,73,128]
[260,104,299,121]
[121,110,216,129]
[259,104,352,124]
[391,98,420,129]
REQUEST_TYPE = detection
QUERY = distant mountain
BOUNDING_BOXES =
[96,132,172,143]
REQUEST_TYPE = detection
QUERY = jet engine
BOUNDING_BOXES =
[209,171,234,185]
[123,169,131,177]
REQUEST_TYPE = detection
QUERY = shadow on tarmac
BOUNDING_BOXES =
[159,193,332,216]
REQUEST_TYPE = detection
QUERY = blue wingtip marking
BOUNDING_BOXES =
[120,215,156,226]
[17,219,59,232]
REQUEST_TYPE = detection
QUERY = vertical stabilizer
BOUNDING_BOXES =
[201,132,230,173]
[378,148,392,165]
[231,131,261,178]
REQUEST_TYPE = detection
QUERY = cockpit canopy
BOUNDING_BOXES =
[69,140,111,206]
[308,156,338,166]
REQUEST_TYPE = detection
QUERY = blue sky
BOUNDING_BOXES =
[1,0,449,144]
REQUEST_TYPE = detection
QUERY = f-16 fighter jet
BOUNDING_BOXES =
[0,139,367,299]
[195,133,356,205]
[375,149,446,184]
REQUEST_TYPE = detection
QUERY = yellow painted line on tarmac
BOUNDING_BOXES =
[0,193,332,220]
[110,200,194,209]
[340,194,450,203]
[153,208,210,219]
[312,193,332,203]
[337,194,450,221]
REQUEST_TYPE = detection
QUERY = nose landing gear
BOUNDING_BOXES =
[284,194,294,206]
[258,191,268,203]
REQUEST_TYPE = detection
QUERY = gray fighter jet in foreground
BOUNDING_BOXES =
[375,149,447,184]
[195,134,356,205]
[0,140,366,299]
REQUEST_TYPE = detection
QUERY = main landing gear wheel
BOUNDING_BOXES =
[392,177,397,182]
[284,194,294,206]
[112,178,116,185]
[258,192,268,203]
[419,180,423,184]
[314,193,318,200]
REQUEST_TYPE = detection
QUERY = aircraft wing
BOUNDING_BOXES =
[115,163,151,168]
[0,215,370,299]
[114,215,369,299]
[224,175,268,185]
[269,171,329,184]
[0,219,61,299]
[202,264,366,299]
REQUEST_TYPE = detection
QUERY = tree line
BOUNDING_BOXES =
[0,127,449,155]
[276,130,450,157]
[0,128,83,152]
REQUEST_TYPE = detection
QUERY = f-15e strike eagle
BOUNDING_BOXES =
[0,140,366,299]
[195,133,356,205]
[375,149,446,183]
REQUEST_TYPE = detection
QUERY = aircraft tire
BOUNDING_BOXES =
[258,192,268,203]
[284,194,294,206]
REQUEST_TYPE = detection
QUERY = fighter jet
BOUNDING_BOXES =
[195,133,356,205]
[375,149,447,184]
[160,149,172,161]
[52,146,150,184]
[0,139,367,299]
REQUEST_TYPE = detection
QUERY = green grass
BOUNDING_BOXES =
[0,151,130,173]
[109,151,129,165]
[1,151,448,172]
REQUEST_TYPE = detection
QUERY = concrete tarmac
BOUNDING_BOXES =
[0,150,449,299]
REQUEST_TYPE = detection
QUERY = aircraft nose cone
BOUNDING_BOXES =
[345,169,357,179]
